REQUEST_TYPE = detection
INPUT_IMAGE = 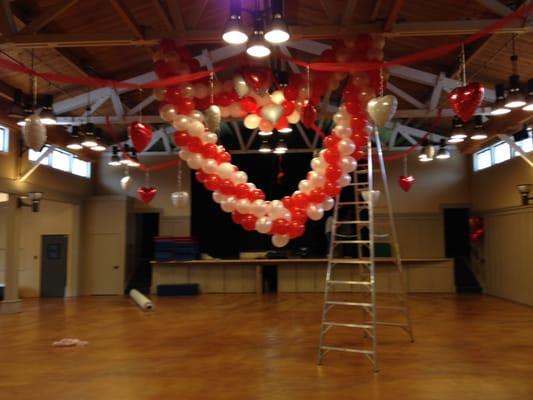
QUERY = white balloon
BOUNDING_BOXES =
[212,191,225,204]
[236,198,251,214]
[244,114,261,129]
[218,162,235,179]
[287,110,301,124]
[188,120,205,137]
[338,173,352,187]
[188,153,203,169]
[270,90,286,105]
[173,115,190,131]
[250,199,267,217]
[246,182,256,190]
[233,171,248,185]
[179,149,192,161]
[221,196,237,212]
[203,132,218,144]
[322,196,335,211]
[311,157,326,173]
[333,125,353,138]
[255,217,273,234]
[340,156,357,173]
[272,234,290,248]
[307,204,324,221]
[160,104,177,122]
[338,139,356,155]
[202,158,218,174]
[298,179,313,194]
[333,112,349,126]
[190,110,204,122]
[308,171,326,188]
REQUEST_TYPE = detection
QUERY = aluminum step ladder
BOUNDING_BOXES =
[318,128,414,372]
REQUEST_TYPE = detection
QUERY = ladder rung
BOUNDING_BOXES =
[355,169,381,174]
[325,301,373,307]
[374,322,409,327]
[323,322,373,329]
[333,240,371,244]
[334,220,370,224]
[344,182,369,187]
[327,280,372,286]
[329,259,372,264]
[320,345,373,355]
[337,201,369,205]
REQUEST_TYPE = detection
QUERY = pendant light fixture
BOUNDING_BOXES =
[435,139,451,160]
[264,0,290,44]
[504,34,526,109]
[90,128,107,152]
[222,0,248,44]
[259,139,272,153]
[448,117,467,143]
[128,148,141,167]
[246,16,270,58]
[108,146,121,166]
[66,126,83,150]
[418,138,434,162]
[273,137,287,154]
[80,123,97,147]
[258,130,273,136]
[39,94,57,125]
[522,79,533,111]
[490,83,511,116]
[470,115,488,140]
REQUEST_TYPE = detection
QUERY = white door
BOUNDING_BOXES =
[90,233,123,295]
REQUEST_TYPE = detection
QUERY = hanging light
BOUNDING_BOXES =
[39,94,57,125]
[80,123,97,147]
[258,130,273,136]
[278,126,293,133]
[128,148,141,167]
[470,115,488,140]
[435,139,451,160]
[418,138,434,162]
[108,146,121,166]
[264,0,289,44]
[66,126,83,150]
[522,79,533,111]
[259,139,271,153]
[246,17,270,58]
[490,83,511,116]
[448,117,467,143]
[120,144,132,165]
[222,0,248,44]
[273,138,287,154]
[504,35,526,109]
[90,128,107,152]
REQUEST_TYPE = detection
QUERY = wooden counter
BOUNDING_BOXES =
[150,258,455,295]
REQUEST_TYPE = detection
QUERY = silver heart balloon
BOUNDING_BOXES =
[261,104,284,125]
[22,114,47,151]
[171,191,189,208]
[205,105,221,133]
[120,175,132,191]
[367,95,398,128]
[232,74,250,98]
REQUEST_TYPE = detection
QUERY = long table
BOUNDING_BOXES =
[150,258,455,294]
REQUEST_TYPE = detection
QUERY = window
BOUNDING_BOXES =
[493,142,511,164]
[0,125,8,153]
[474,149,491,171]
[28,145,91,178]
[514,137,533,155]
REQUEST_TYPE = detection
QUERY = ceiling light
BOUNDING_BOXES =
[278,126,293,133]
[273,138,288,154]
[419,139,434,162]
[259,139,271,153]
[264,2,290,45]
[435,139,451,160]
[258,130,273,136]
[522,79,533,111]
[128,148,140,167]
[222,0,248,44]
[490,83,511,116]
[81,123,97,147]
[66,126,83,150]
[108,146,121,166]
[505,75,526,108]
[90,128,107,151]
[470,115,487,140]
[449,117,467,143]
[39,94,57,125]
[246,17,270,58]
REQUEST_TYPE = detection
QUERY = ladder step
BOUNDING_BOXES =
[337,201,369,205]
[333,240,371,244]
[355,169,381,174]
[374,322,409,328]
[329,259,372,264]
[327,280,372,286]
[320,345,373,355]
[344,182,369,187]
[325,301,373,307]
[323,322,373,329]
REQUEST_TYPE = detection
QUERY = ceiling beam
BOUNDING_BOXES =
[475,0,513,17]
[386,82,425,109]
[2,18,531,48]
[151,0,174,32]
[18,0,78,35]
[341,0,358,26]
[166,0,185,33]
[384,0,405,32]
[188,0,209,29]
[109,0,144,40]
[0,0,16,37]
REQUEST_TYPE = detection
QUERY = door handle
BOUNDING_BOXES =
[113,265,119,270]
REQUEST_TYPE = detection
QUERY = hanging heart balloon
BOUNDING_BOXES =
[448,82,485,123]
[138,187,157,204]
[398,175,415,192]
[128,121,153,153]
[261,104,284,125]
[367,95,398,128]
[232,74,250,98]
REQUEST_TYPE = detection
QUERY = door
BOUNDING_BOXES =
[90,233,123,295]
[40,235,68,297]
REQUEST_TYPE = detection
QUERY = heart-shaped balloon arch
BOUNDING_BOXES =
[130,36,398,247]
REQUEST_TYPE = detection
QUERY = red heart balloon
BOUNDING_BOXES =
[243,68,273,92]
[128,121,153,153]
[448,82,485,123]
[137,187,157,204]
[398,175,415,192]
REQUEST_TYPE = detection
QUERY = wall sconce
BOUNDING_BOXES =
[17,192,43,212]
[516,184,532,205]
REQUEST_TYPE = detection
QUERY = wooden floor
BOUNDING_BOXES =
[0,294,532,400]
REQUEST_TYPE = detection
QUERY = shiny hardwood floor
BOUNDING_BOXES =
[0,293,532,400]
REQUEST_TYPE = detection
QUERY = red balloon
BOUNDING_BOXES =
[186,58,200,72]
[275,115,289,130]
[177,98,195,115]
[165,86,182,104]
[343,84,361,102]
[243,68,273,92]
[173,131,189,147]
[326,165,342,181]
[282,195,293,210]
[215,92,232,107]
[350,115,368,132]
[232,211,244,225]
[282,100,295,115]
[241,214,257,231]
[324,182,341,197]
[201,143,219,159]
[308,188,326,204]
[302,103,317,126]
[345,99,363,115]
[323,148,340,164]
[219,179,235,195]
[352,134,368,148]
[448,82,485,123]
[187,137,203,153]
[292,192,309,209]
[128,121,153,153]
[154,60,173,78]
[216,151,232,164]
[324,135,340,148]
[138,187,157,204]
[288,221,305,239]
[195,170,207,183]
[235,183,250,199]
[250,189,265,201]
[240,96,259,113]
[195,96,211,110]
[352,149,365,161]
[204,175,221,191]
[283,85,298,101]
[272,218,291,235]
[291,208,308,224]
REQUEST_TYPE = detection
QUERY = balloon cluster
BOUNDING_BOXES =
[469,216,484,242]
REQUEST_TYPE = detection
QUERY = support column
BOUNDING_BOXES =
[1,195,22,313]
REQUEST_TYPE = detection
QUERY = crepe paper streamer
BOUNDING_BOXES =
[129,289,155,311]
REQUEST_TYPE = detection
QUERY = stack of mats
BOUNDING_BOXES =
[153,236,199,261]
